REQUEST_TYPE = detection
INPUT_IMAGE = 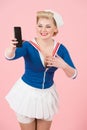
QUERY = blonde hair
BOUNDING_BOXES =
[36,11,58,36]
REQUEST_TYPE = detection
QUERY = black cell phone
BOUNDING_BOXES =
[14,26,23,47]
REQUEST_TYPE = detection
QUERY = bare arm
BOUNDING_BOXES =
[5,39,18,59]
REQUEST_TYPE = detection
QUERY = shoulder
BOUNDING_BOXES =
[22,40,34,48]
[59,43,68,51]
[58,43,69,55]
[22,40,31,46]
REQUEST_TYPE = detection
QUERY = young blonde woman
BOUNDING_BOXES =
[5,10,77,130]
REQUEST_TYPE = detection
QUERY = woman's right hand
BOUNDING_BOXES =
[10,38,18,48]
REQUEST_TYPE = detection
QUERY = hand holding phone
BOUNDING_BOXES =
[14,26,23,47]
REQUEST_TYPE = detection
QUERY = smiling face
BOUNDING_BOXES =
[36,17,58,40]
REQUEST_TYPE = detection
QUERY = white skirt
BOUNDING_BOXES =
[5,78,59,120]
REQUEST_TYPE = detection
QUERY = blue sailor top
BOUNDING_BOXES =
[6,40,77,89]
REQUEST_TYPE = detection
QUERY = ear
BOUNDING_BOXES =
[53,28,58,36]
[54,28,58,33]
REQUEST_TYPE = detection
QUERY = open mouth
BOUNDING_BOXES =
[41,33,48,36]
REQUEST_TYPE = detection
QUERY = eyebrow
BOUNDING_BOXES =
[37,23,51,26]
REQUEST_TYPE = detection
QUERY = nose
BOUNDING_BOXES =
[41,27,46,32]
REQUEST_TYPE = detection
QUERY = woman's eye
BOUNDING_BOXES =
[38,25,42,27]
[37,25,51,28]
[46,26,51,28]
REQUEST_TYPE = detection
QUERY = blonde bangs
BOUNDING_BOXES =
[37,11,53,18]
[36,11,53,22]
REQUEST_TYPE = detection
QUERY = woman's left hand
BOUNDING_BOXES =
[45,55,66,69]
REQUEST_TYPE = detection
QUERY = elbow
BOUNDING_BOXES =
[5,52,15,60]
[70,69,78,79]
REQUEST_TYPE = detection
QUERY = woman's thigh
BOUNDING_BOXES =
[37,119,52,130]
[16,113,36,130]
[19,120,36,130]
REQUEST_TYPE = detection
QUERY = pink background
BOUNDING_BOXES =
[0,0,87,130]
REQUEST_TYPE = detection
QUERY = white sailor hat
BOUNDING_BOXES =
[45,9,64,28]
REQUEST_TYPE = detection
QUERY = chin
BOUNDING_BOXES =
[41,37,49,40]
[40,35,50,40]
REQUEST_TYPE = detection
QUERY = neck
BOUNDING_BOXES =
[35,37,54,47]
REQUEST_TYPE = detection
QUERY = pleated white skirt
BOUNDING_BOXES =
[5,78,59,120]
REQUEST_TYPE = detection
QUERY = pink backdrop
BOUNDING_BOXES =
[0,0,87,130]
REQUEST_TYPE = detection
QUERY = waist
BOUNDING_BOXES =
[18,78,55,90]
[22,69,54,89]
[22,76,54,89]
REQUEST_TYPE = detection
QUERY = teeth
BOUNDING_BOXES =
[41,33,47,36]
